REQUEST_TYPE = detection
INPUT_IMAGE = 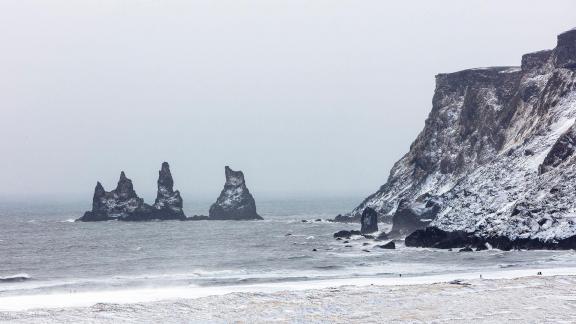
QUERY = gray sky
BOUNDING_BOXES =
[1,0,575,201]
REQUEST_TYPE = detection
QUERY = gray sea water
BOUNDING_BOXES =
[1,196,576,310]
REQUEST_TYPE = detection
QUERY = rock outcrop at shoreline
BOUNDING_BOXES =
[360,207,378,234]
[405,227,576,251]
[77,162,186,222]
[388,199,439,238]
[208,166,263,220]
[339,28,576,249]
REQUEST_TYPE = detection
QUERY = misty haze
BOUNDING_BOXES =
[2,1,576,323]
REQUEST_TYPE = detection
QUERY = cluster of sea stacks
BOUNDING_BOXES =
[77,163,262,222]
[335,28,576,251]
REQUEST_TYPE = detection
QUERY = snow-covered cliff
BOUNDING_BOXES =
[341,28,576,247]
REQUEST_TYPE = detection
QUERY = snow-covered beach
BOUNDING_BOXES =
[2,269,576,323]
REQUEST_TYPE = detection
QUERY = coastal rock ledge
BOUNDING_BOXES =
[405,227,576,251]
[77,162,186,222]
[208,166,263,220]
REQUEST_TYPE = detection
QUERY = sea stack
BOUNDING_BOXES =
[77,162,187,222]
[208,166,262,220]
[78,171,154,221]
[152,162,186,220]
[360,207,378,234]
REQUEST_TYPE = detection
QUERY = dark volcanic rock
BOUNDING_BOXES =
[378,241,395,249]
[333,213,361,223]
[375,232,389,241]
[185,215,210,221]
[388,199,439,237]
[360,207,378,234]
[405,227,576,251]
[539,124,576,174]
[338,28,576,248]
[555,28,576,69]
[78,172,155,222]
[152,162,186,220]
[345,66,523,222]
[333,230,361,239]
[208,166,262,220]
[521,50,553,72]
[78,163,187,222]
[476,244,488,251]
[80,182,110,221]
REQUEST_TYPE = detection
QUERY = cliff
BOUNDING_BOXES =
[341,28,576,248]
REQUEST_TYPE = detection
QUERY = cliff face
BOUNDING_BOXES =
[208,166,262,220]
[344,28,576,245]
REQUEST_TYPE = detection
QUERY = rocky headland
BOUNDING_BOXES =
[337,28,576,250]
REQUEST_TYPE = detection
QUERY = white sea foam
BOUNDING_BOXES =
[0,273,31,282]
[1,267,575,312]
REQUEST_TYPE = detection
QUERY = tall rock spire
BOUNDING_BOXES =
[153,162,186,220]
[115,171,137,200]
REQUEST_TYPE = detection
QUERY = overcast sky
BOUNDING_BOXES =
[1,0,575,201]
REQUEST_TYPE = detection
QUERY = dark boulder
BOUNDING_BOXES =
[476,244,488,251]
[208,166,263,220]
[184,215,210,221]
[360,207,378,234]
[378,241,396,249]
[332,213,361,223]
[388,199,439,237]
[333,230,361,239]
[375,232,389,241]
[459,247,474,252]
[405,227,481,249]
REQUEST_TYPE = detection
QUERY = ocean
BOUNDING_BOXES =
[1,196,576,311]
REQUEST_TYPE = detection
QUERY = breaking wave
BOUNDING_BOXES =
[0,273,31,283]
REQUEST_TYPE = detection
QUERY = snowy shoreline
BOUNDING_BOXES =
[2,268,576,323]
